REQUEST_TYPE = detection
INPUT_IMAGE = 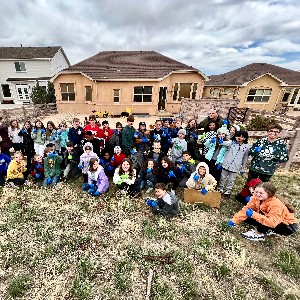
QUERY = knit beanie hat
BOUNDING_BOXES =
[178,129,186,136]
[114,146,121,153]
[217,124,229,135]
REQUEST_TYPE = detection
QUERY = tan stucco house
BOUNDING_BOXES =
[53,51,208,115]
[203,63,300,112]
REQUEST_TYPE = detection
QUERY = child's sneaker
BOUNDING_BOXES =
[241,229,265,241]
[264,229,276,236]
[223,192,231,198]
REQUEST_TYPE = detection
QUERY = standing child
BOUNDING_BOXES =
[218,130,250,197]
[229,182,298,241]
[19,121,34,170]
[228,124,240,139]
[30,154,44,181]
[8,119,23,152]
[147,141,164,167]
[171,117,184,138]
[186,162,217,194]
[68,117,84,148]
[31,119,47,156]
[45,121,58,150]
[42,147,63,187]
[0,146,11,186]
[178,151,196,188]
[200,120,219,157]
[6,151,27,186]
[169,129,187,163]
[78,142,99,183]
[62,142,80,180]
[82,158,109,196]
[57,121,69,154]
[145,183,179,217]
[137,158,158,193]
[122,116,135,156]
[107,122,123,155]
[185,118,201,160]
[113,158,138,196]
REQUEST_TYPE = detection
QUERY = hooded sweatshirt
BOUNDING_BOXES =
[88,165,109,193]
[79,142,99,174]
[152,192,179,216]
[186,162,217,191]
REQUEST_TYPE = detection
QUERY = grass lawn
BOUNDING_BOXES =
[0,171,299,299]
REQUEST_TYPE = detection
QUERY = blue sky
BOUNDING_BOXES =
[1,0,300,75]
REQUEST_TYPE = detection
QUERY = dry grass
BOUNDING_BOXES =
[0,171,299,300]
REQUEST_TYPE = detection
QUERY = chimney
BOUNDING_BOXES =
[20,44,23,47]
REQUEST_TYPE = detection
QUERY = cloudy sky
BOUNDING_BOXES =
[1,0,300,75]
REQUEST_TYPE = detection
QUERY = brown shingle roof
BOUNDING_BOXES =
[63,51,201,80]
[205,63,300,86]
[0,46,62,59]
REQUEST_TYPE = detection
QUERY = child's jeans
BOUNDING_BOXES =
[42,175,60,187]
[219,169,238,193]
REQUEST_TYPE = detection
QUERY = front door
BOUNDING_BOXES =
[16,84,30,101]
[158,87,167,111]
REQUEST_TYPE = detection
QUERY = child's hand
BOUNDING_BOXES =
[93,191,100,196]
[78,164,83,169]
[35,173,41,179]
[89,183,95,189]
[33,128,37,133]
[145,198,152,206]
[47,177,52,184]
[181,164,186,172]
[228,220,235,227]
[193,173,199,181]
[168,170,176,178]
[51,136,56,141]
[57,130,62,135]
[216,164,222,171]
[146,168,152,173]
[218,138,223,145]
[245,196,251,203]
[40,128,45,134]
[223,119,228,125]
[48,152,54,157]
[246,208,253,218]
[21,128,26,134]
[210,137,216,143]
[111,156,114,161]
[142,137,149,143]
[255,146,261,153]
[240,171,245,175]
[131,149,135,155]
[36,163,42,169]
[108,165,114,171]
[151,200,157,207]
[201,187,208,195]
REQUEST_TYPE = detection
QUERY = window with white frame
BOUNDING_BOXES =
[113,89,120,102]
[60,83,75,101]
[172,83,194,100]
[281,88,291,103]
[1,84,12,98]
[85,86,92,101]
[14,62,26,72]
[133,86,152,102]
[290,88,299,105]
[246,89,272,102]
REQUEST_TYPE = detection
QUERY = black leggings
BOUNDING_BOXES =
[7,178,25,185]
[244,218,298,236]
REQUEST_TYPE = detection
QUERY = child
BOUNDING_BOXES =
[113,158,138,196]
[62,142,80,180]
[157,156,182,194]
[31,119,46,156]
[82,158,109,196]
[68,117,84,148]
[42,147,63,187]
[161,118,173,155]
[171,117,183,138]
[84,114,102,138]
[134,121,150,153]
[145,183,179,217]
[229,124,240,139]
[137,158,158,193]
[235,178,262,205]
[45,121,58,147]
[229,182,298,241]
[107,121,123,155]
[57,121,69,154]
[204,124,229,183]
[30,154,44,181]
[147,141,164,167]
[0,146,11,186]
[110,146,126,169]
[185,118,201,160]
[178,151,196,188]
[169,129,187,162]
[186,162,217,194]
[6,151,27,186]
[8,119,23,152]
[19,121,34,169]
[100,120,114,145]
[0,126,13,157]
[122,116,136,156]
[218,130,250,197]
[200,120,219,156]
[78,142,99,183]
[100,152,113,176]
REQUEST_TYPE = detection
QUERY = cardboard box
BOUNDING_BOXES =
[183,189,221,208]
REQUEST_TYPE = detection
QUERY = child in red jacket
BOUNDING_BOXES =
[235,178,262,205]
[108,146,126,172]
[30,153,45,181]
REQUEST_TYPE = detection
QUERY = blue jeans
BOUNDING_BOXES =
[42,175,60,187]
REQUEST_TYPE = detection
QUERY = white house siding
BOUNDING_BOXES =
[50,48,70,76]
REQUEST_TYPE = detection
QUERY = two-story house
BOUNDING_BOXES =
[0,46,70,105]
[53,51,208,115]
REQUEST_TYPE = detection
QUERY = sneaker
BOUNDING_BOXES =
[264,229,276,236]
[241,230,265,241]
[223,192,231,198]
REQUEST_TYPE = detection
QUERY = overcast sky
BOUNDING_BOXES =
[1,0,300,75]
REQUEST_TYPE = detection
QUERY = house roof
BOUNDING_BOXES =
[7,77,51,82]
[59,51,207,81]
[0,46,69,62]
[205,63,300,86]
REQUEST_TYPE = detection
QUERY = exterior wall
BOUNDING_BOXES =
[55,72,205,116]
[50,49,70,76]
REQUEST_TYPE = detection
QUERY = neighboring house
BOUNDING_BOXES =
[53,51,208,115]
[203,63,300,112]
[0,46,70,105]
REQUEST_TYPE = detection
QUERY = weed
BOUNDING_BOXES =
[217,220,230,232]
[126,243,143,260]
[212,263,231,279]
[143,219,158,239]
[153,281,174,300]
[232,285,247,300]
[113,260,132,292]
[276,250,300,279]
[8,275,30,298]
[179,277,200,300]
[165,251,194,276]
[256,275,283,299]
[77,256,96,280]
[71,277,92,300]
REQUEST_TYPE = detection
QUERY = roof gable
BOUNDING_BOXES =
[61,51,206,81]
[206,63,300,86]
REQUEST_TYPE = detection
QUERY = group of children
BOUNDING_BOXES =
[0,114,297,241]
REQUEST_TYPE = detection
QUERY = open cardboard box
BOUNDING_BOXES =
[183,188,221,208]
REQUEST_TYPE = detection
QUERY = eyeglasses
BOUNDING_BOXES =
[269,130,280,134]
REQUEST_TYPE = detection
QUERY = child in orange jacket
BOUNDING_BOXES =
[229,182,298,241]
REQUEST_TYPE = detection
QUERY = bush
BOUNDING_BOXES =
[246,115,278,131]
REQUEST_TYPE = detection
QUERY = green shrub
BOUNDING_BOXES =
[8,275,30,298]
[246,115,278,131]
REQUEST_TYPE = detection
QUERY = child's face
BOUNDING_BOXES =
[163,121,169,127]
[161,160,168,168]
[104,153,110,160]
[175,120,182,128]
[178,133,184,139]
[155,122,162,130]
[36,121,42,128]
[115,149,121,155]
[208,123,216,131]
[254,187,269,201]
[11,120,18,127]
[73,121,79,128]
[155,188,166,198]
[89,119,96,126]
[67,146,73,152]
[14,154,22,162]
[59,124,66,131]
[24,122,30,129]
[198,166,206,176]
[103,123,109,129]
[189,120,196,127]
[182,154,191,162]
[217,133,225,139]
[122,161,130,171]
[85,147,91,153]
[153,142,161,150]
[93,160,99,169]
[127,120,134,127]
[147,161,154,169]
[36,155,43,163]
[229,127,236,136]
[86,135,93,141]
[47,123,53,130]
[235,135,245,143]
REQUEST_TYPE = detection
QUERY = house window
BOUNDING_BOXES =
[14,62,26,72]
[133,86,152,102]
[246,89,271,102]
[60,83,75,101]
[1,84,12,98]
[210,88,221,98]
[281,88,291,103]
[173,83,179,100]
[290,88,299,105]
[85,86,92,101]
[113,89,120,102]
[172,83,193,100]
[192,83,198,99]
